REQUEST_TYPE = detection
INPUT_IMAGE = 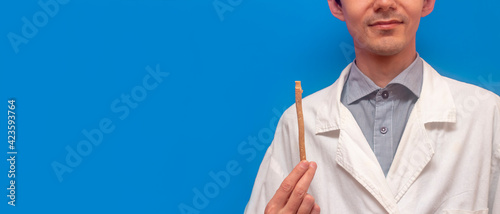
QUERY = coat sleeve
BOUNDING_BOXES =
[244,109,297,214]
[489,97,500,214]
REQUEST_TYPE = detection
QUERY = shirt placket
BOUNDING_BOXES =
[373,89,394,176]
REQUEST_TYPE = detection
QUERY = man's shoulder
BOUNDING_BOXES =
[440,76,500,113]
[442,76,499,101]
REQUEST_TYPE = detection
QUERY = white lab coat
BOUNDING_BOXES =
[245,60,500,214]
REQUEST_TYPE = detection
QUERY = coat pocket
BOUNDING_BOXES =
[442,209,488,214]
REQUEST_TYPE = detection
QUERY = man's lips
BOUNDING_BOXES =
[368,20,403,29]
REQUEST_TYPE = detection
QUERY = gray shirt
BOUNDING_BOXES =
[340,56,423,176]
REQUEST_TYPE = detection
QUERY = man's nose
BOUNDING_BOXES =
[373,0,397,12]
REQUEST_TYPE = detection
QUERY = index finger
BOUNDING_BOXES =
[269,161,310,207]
[284,161,317,212]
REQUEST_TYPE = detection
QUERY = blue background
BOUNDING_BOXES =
[1,0,499,213]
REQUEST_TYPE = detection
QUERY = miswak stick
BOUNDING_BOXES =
[295,81,306,161]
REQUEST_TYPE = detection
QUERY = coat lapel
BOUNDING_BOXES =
[316,64,399,214]
[385,103,435,202]
[386,60,456,201]
[336,103,400,213]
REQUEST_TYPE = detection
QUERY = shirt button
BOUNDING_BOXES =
[382,91,389,99]
[380,127,388,134]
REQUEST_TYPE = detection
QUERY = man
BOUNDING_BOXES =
[245,0,500,213]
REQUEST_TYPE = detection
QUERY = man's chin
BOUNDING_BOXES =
[367,43,405,57]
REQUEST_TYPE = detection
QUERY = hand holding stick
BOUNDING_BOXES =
[263,82,320,214]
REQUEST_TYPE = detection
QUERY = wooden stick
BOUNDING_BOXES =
[295,81,306,161]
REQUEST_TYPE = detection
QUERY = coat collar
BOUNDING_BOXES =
[314,63,350,134]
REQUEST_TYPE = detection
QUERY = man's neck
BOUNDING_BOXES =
[354,44,417,88]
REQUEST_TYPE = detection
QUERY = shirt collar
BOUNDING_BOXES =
[315,58,456,135]
[345,54,424,104]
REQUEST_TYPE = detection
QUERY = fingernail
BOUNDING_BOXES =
[300,161,309,169]
[309,162,317,169]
